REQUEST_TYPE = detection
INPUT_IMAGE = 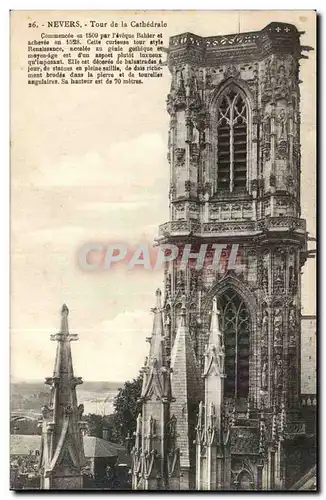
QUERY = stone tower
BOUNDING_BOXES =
[133,21,315,490]
[161,22,314,490]
[39,305,86,489]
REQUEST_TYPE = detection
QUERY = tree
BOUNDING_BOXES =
[83,413,119,442]
[112,374,142,445]
[83,413,104,438]
[83,374,143,447]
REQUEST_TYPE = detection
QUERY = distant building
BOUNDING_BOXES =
[10,434,130,489]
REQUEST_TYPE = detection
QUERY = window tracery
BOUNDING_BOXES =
[217,88,248,191]
[217,290,250,398]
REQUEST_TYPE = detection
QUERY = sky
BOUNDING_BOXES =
[10,10,316,382]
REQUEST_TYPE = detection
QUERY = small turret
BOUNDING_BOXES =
[196,297,226,490]
[131,289,174,490]
[39,305,85,490]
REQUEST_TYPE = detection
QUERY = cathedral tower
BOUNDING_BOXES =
[157,22,313,490]
[39,305,86,489]
[133,21,314,490]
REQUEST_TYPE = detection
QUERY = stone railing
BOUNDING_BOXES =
[264,216,306,232]
[168,24,298,50]
[202,220,257,235]
[205,32,260,48]
[300,395,317,407]
[285,421,306,436]
[169,31,261,49]
[158,217,306,238]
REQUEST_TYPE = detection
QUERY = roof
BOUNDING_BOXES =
[289,465,317,491]
[10,435,41,456]
[170,308,202,468]
[83,436,118,458]
[10,435,128,460]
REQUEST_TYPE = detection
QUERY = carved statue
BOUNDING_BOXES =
[263,58,272,89]
[274,307,282,325]
[261,361,268,390]
[262,309,269,337]
[175,148,185,167]
[289,307,296,331]
[190,270,197,294]
[273,308,283,343]
[262,266,269,292]
[192,125,200,144]
[41,404,51,418]
[77,403,84,420]
[289,265,297,292]
[262,112,271,143]
[165,273,171,295]
[277,65,287,93]
[177,270,185,294]
[275,265,284,289]
[147,416,155,436]
[167,415,177,440]
[274,355,282,388]
[278,110,287,140]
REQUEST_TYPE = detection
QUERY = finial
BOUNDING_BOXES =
[230,405,236,427]
[212,297,222,318]
[61,304,69,316]
[155,288,162,309]
[181,294,187,314]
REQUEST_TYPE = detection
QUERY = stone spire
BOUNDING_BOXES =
[132,289,175,490]
[203,297,225,378]
[141,289,170,401]
[196,297,225,490]
[170,296,201,490]
[40,305,85,490]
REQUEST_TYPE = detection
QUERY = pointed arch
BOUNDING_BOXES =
[217,289,250,398]
[210,78,255,110]
[202,276,258,401]
[209,79,254,194]
[237,469,254,490]
[202,274,258,318]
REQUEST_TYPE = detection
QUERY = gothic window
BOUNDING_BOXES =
[217,290,250,398]
[217,88,248,191]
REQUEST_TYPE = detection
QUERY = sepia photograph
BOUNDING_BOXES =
[10,10,317,491]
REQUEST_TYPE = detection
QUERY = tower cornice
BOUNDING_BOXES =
[168,23,310,70]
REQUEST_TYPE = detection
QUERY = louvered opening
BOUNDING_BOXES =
[217,96,231,190]
[218,290,250,399]
[217,89,248,191]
